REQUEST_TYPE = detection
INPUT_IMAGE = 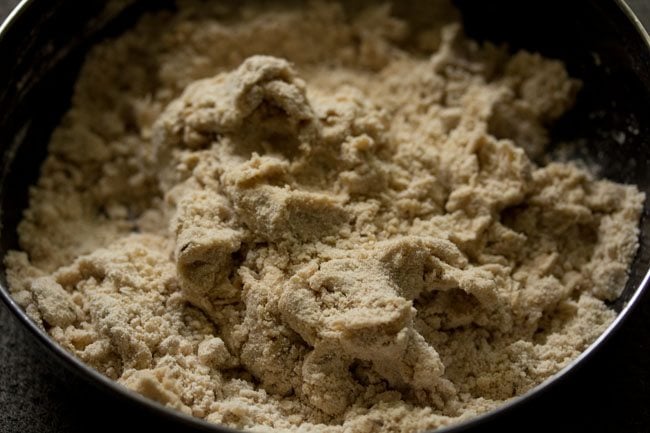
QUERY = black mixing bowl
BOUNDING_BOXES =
[0,0,648,432]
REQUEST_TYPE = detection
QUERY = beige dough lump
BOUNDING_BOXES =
[5,2,644,432]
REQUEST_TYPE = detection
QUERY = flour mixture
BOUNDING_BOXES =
[5,1,644,432]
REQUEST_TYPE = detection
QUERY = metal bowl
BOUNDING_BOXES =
[0,0,648,431]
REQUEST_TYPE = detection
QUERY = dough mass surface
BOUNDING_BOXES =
[5,2,644,432]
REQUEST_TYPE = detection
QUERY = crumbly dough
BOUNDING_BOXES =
[5,2,645,432]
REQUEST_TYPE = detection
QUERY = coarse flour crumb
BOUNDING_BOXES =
[4,1,645,432]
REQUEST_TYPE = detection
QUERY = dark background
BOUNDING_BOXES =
[1,1,649,432]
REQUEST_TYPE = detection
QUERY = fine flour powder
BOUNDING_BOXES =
[5,2,645,432]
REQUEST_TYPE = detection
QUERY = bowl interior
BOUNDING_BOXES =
[454,0,650,311]
[0,0,648,431]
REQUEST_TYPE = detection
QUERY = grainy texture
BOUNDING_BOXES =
[0,1,648,433]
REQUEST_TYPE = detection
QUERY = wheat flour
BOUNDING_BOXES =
[4,2,645,432]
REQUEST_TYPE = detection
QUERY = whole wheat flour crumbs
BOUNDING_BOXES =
[4,1,645,432]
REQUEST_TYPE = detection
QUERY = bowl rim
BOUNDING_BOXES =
[0,0,649,432]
